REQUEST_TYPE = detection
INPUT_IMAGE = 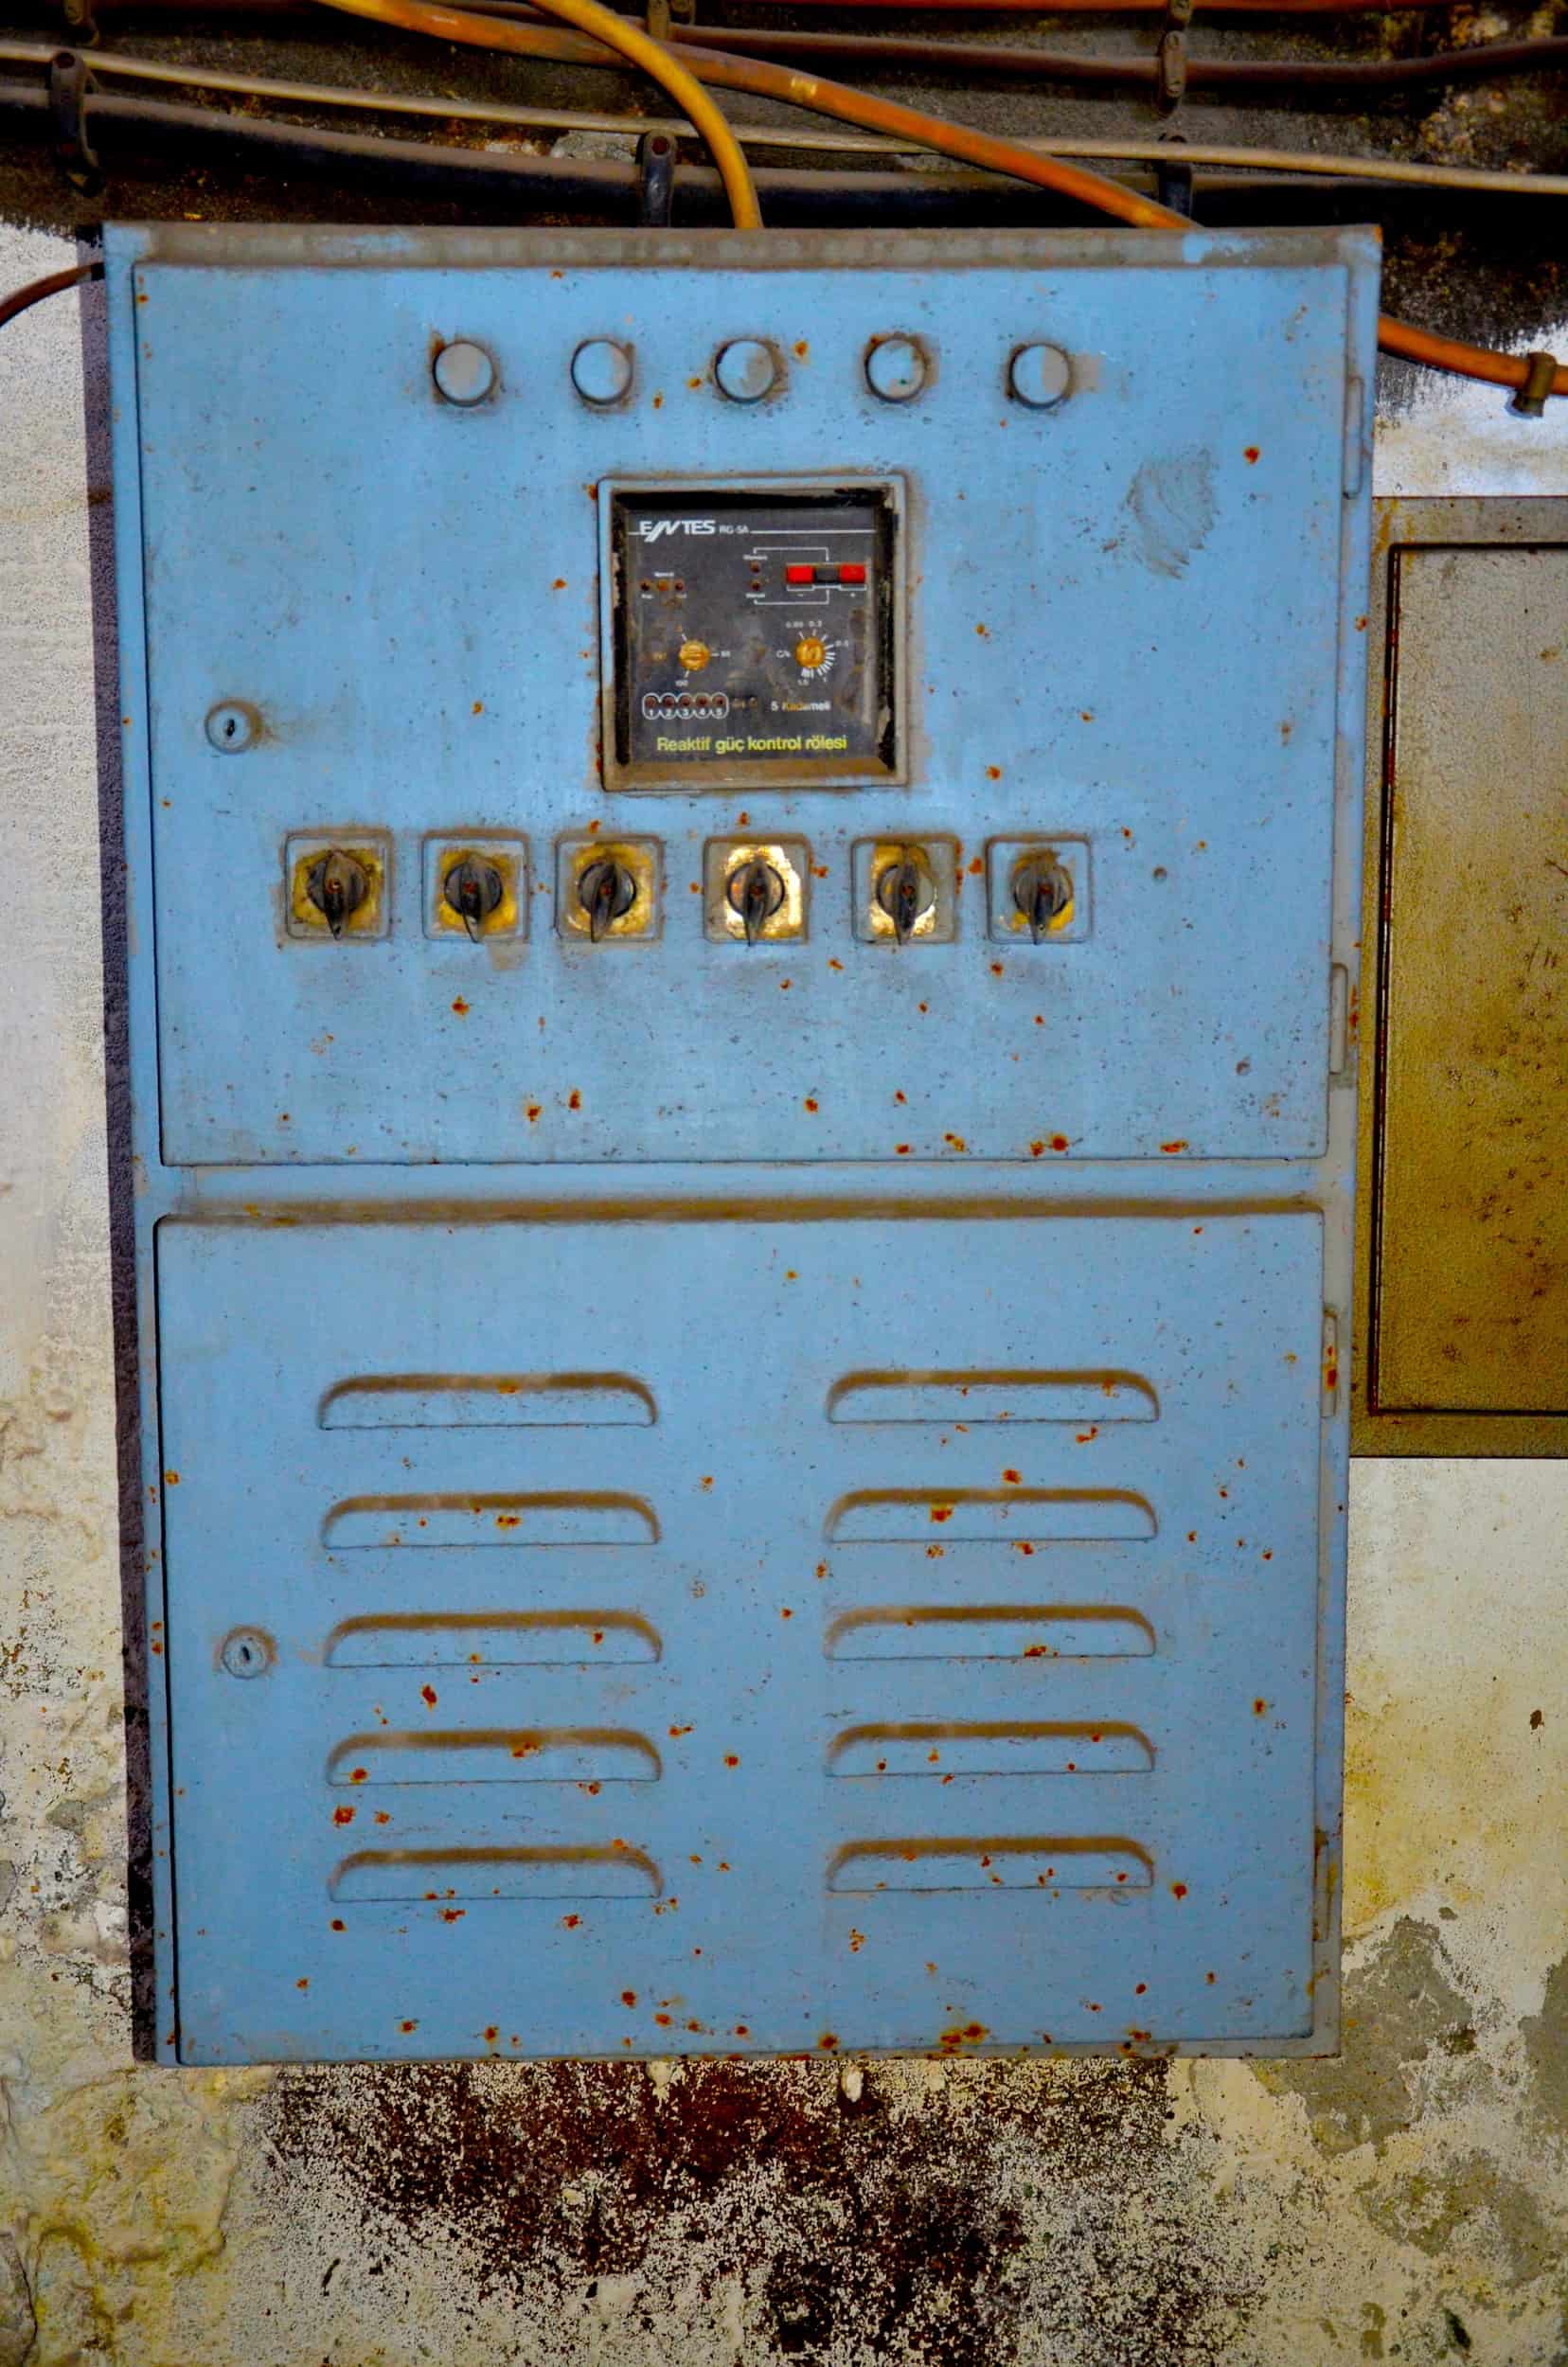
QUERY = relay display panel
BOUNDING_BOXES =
[605,481,901,789]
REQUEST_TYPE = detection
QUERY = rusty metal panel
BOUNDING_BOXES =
[157,1211,1329,2062]
[1356,503,1568,1456]
[127,227,1360,1168]
[106,223,1377,2061]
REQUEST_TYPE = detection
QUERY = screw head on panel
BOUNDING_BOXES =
[433,340,497,406]
[1008,342,1073,409]
[864,335,930,403]
[713,338,779,403]
[220,1628,275,1679]
[571,338,634,406]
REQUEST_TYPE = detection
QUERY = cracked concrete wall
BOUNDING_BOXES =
[1,217,1564,2367]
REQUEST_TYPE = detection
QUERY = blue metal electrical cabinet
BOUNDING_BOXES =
[107,223,1377,2064]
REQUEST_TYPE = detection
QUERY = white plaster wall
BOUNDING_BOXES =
[2,221,1564,2367]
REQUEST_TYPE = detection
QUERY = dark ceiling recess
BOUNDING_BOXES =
[0,0,1563,401]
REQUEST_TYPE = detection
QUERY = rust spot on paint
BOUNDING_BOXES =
[986,765,1003,780]
[1254,1699,1268,1716]
[333,1806,355,1826]
[793,339,810,359]
[526,1104,543,1124]
[374,1810,390,1824]
[622,1990,637,2006]
[1243,445,1260,464]
[348,1767,368,1784]
[724,1753,740,1768]
[442,1908,466,1923]
[1160,1141,1187,1154]
[804,1097,819,1112]
[164,1470,180,1486]
[400,2019,418,2032]
[1170,1882,1188,1899]
[1002,1468,1022,1486]
[451,997,470,1016]
[568,1090,581,1110]
[944,1132,967,1151]
[561,1914,581,1930]
[421,1684,437,1707]
[929,1505,953,1523]
[896,1145,912,1156]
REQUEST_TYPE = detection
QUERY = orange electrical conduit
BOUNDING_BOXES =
[708,0,1473,10]
[313,0,1565,400]
[325,0,761,222]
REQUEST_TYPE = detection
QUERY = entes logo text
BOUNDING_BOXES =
[639,517,718,541]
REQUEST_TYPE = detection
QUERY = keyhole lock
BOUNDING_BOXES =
[305,849,369,939]
[220,1627,275,1680]
[727,856,787,946]
[874,851,935,947]
[1012,854,1073,942]
[579,857,639,943]
[443,855,505,941]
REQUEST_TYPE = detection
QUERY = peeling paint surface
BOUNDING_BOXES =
[2,221,1566,2363]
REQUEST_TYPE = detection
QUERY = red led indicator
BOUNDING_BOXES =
[784,563,817,585]
[838,562,867,586]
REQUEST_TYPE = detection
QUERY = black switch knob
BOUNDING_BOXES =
[578,857,638,943]
[443,855,505,941]
[727,855,785,946]
[874,854,932,947]
[1011,855,1072,943]
[305,849,369,939]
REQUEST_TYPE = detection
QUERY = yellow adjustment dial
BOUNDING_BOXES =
[678,639,711,672]
[793,635,828,668]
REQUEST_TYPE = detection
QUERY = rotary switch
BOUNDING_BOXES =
[727,856,787,946]
[305,850,369,939]
[442,855,505,940]
[578,857,639,942]
[1012,854,1073,942]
